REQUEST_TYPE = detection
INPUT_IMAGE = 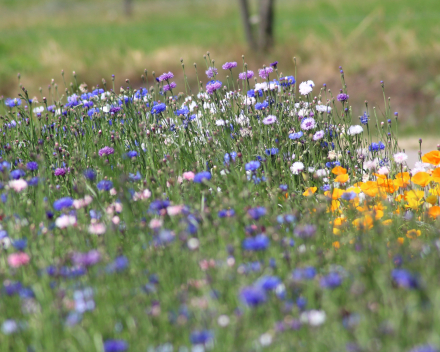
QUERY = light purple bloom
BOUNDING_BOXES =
[222,62,237,70]
[54,168,67,177]
[206,81,222,94]
[163,82,177,92]
[258,67,273,79]
[205,67,218,78]
[337,93,349,102]
[72,250,101,267]
[300,117,316,131]
[262,115,277,125]
[99,146,115,157]
[312,130,324,140]
[158,72,174,82]
[238,70,254,80]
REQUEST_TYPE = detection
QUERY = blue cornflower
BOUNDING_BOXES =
[320,272,343,289]
[224,152,237,164]
[325,161,341,168]
[87,108,100,117]
[255,276,281,291]
[5,98,21,108]
[391,269,419,289]
[243,234,270,251]
[103,340,128,352]
[126,150,138,158]
[280,75,295,87]
[128,171,142,182]
[341,191,357,201]
[218,209,235,218]
[369,142,385,152]
[292,267,316,281]
[53,197,74,211]
[10,169,25,180]
[106,256,129,273]
[174,106,189,116]
[255,101,269,110]
[321,184,331,191]
[83,169,96,181]
[12,238,27,251]
[247,206,266,220]
[97,180,113,191]
[245,161,261,171]
[239,286,267,307]
[265,148,279,156]
[151,103,166,114]
[0,161,11,172]
[190,330,214,345]
[296,297,307,310]
[289,132,303,140]
[194,171,211,183]
[279,184,288,191]
[26,162,38,171]
[149,200,170,212]
[360,112,369,124]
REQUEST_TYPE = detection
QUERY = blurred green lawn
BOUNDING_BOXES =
[1,0,440,135]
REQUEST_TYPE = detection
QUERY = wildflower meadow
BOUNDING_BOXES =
[1,55,440,352]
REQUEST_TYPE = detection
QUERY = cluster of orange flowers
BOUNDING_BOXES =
[302,150,440,248]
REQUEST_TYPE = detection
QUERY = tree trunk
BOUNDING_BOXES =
[124,0,132,16]
[258,0,275,52]
[238,0,257,51]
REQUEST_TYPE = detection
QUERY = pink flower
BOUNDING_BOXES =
[55,215,77,229]
[112,216,120,225]
[9,179,28,192]
[149,219,163,229]
[167,205,184,216]
[183,172,195,181]
[377,166,390,175]
[88,223,106,235]
[8,252,30,268]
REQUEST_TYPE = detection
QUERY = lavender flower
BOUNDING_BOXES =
[238,70,254,80]
[294,224,316,238]
[98,146,115,157]
[54,168,67,177]
[206,81,222,94]
[320,272,343,289]
[262,115,277,125]
[337,93,349,102]
[239,286,267,307]
[205,67,218,78]
[222,62,237,70]
[163,82,176,92]
[26,161,38,171]
[259,67,274,79]
[103,340,128,352]
[300,117,316,131]
[71,250,101,267]
[312,130,325,141]
[158,71,174,82]
[97,180,113,191]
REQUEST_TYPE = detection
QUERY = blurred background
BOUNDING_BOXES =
[1,0,440,147]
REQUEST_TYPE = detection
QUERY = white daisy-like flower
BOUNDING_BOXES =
[300,310,326,326]
[393,152,408,164]
[316,169,329,177]
[299,81,314,95]
[347,125,363,135]
[312,130,325,141]
[290,161,305,175]
[364,159,378,170]
[315,104,332,113]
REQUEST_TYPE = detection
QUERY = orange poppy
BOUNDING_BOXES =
[332,241,340,249]
[428,206,440,219]
[422,150,440,166]
[332,166,347,175]
[432,168,440,184]
[335,173,349,184]
[411,172,432,187]
[303,187,317,197]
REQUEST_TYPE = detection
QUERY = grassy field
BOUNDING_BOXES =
[1,0,440,135]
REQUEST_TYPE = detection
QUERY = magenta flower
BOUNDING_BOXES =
[54,168,67,177]
[163,82,177,92]
[99,146,115,157]
[258,67,273,79]
[206,81,222,94]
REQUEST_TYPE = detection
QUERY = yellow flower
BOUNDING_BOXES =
[382,219,392,226]
[332,241,340,249]
[421,150,440,166]
[333,228,341,235]
[406,229,421,239]
[397,237,405,245]
[302,187,317,197]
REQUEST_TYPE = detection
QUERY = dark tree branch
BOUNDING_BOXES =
[238,0,257,51]
[258,0,275,52]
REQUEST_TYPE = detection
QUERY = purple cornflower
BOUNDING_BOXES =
[26,161,38,171]
[294,224,317,238]
[54,168,67,177]
[292,267,317,281]
[360,112,369,124]
[245,161,261,171]
[255,276,281,291]
[391,269,419,289]
[10,169,25,180]
[205,67,218,78]
[270,61,278,68]
[341,191,357,201]
[109,106,122,114]
[239,286,267,307]
[206,81,222,94]
[194,171,212,183]
[258,67,274,79]
[312,130,325,141]
[222,62,237,70]
[320,272,343,289]
[238,70,254,80]
[103,339,128,352]
[98,146,115,157]
[83,169,96,181]
[71,250,101,267]
[337,93,349,102]
[262,115,277,125]
[300,117,316,131]
[163,82,176,92]
[158,72,174,82]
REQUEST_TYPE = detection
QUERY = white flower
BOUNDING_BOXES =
[300,310,326,326]
[259,333,273,346]
[328,151,337,160]
[377,166,389,175]
[308,167,315,173]
[315,104,332,113]
[364,159,378,170]
[290,162,305,175]
[8,179,28,192]
[291,153,296,160]
[312,130,325,141]
[299,81,314,95]
[218,315,230,327]
[33,106,44,113]
[393,152,408,164]
[347,125,363,135]
[254,82,268,91]
[316,169,329,177]
[297,108,310,118]
[55,215,76,229]
[215,119,225,126]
